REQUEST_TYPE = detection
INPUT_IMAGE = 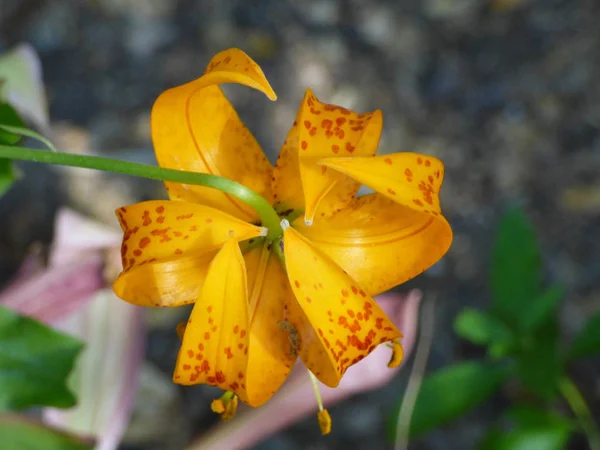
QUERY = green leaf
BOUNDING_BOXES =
[454,308,515,347]
[0,124,57,152]
[0,306,83,410]
[0,158,16,196]
[491,207,542,326]
[0,103,25,196]
[478,425,570,450]
[390,361,510,439]
[518,285,565,333]
[515,321,562,400]
[0,102,25,145]
[487,340,517,360]
[0,414,93,450]
[507,404,574,432]
[569,310,600,359]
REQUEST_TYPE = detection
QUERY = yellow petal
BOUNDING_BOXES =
[113,254,215,308]
[272,121,304,213]
[151,48,276,221]
[296,89,383,223]
[243,244,296,406]
[320,152,445,216]
[112,200,264,307]
[282,224,402,387]
[173,236,251,403]
[293,194,453,296]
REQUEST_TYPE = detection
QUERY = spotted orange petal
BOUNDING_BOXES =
[320,152,444,216]
[282,224,401,387]
[243,244,296,406]
[173,236,250,402]
[293,194,453,296]
[151,48,276,221]
[295,89,383,224]
[112,200,265,307]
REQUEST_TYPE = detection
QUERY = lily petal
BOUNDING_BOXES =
[293,194,453,296]
[173,236,251,403]
[190,292,422,450]
[293,89,383,223]
[112,200,264,307]
[244,244,296,406]
[151,48,276,221]
[320,152,445,216]
[272,121,303,213]
[282,225,401,387]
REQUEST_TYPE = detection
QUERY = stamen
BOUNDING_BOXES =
[280,218,290,230]
[387,339,404,368]
[258,226,268,237]
[211,391,238,421]
[318,410,332,435]
[308,370,331,435]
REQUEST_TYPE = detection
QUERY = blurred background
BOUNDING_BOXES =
[0,0,599,449]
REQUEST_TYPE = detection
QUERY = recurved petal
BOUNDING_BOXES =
[320,152,445,216]
[151,48,276,221]
[173,236,251,402]
[243,244,296,407]
[113,253,216,308]
[295,89,383,224]
[282,224,401,388]
[293,194,453,296]
[112,200,264,307]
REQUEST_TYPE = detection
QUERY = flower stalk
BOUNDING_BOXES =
[0,145,283,240]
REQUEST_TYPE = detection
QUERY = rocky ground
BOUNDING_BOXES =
[1,0,599,449]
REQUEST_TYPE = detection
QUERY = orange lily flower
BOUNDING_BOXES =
[112,49,452,416]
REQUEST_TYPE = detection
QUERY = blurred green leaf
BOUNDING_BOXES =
[488,340,517,360]
[507,404,573,431]
[0,103,25,196]
[518,286,565,333]
[569,311,600,359]
[454,308,515,347]
[491,207,541,326]
[0,414,93,450]
[0,158,16,197]
[0,102,25,145]
[390,361,509,438]
[478,425,570,450]
[515,321,562,400]
[478,427,504,450]
[0,306,83,410]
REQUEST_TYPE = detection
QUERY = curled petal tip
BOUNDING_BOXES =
[304,217,313,226]
[387,339,404,369]
[259,227,268,237]
[175,322,186,341]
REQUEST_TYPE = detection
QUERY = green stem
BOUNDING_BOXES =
[0,146,283,240]
[559,377,600,450]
